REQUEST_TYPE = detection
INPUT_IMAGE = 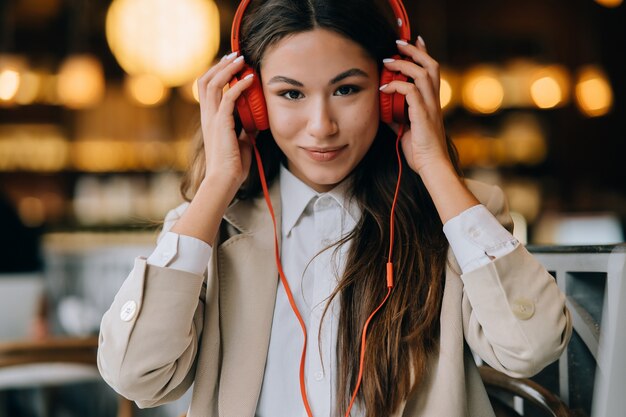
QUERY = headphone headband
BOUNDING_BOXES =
[231,0,251,52]
[231,0,411,53]
[388,0,411,41]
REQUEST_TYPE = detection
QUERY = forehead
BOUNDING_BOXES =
[260,28,377,80]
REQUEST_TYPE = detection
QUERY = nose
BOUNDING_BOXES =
[306,97,338,139]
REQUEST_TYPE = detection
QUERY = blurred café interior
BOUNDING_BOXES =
[0,0,624,416]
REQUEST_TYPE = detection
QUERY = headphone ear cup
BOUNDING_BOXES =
[230,65,269,133]
[379,68,396,125]
[379,56,409,125]
[391,72,408,124]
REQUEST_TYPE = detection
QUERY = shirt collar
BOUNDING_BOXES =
[279,164,361,236]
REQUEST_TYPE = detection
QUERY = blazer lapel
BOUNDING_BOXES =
[217,180,281,417]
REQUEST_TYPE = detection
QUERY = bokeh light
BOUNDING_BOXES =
[462,66,504,114]
[124,74,170,106]
[57,55,105,108]
[106,0,220,86]
[575,65,613,117]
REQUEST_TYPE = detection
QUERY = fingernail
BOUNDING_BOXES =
[383,58,395,63]
[379,84,388,91]
[226,51,238,60]
[396,40,409,46]
[418,35,426,47]
[243,73,254,80]
[233,55,245,64]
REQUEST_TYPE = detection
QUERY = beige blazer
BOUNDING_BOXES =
[97,179,572,417]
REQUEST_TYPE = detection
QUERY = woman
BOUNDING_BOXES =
[97,0,572,416]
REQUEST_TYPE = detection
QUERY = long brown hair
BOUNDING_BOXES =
[180,1,462,415]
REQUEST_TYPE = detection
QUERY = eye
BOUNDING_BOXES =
[334,85,361,96]
[280,90,304,100]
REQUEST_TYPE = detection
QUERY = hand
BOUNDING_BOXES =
[379,37,452,177]
[197,52,255,191]
[381,38,480,222]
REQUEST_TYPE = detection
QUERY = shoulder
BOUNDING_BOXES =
[464,178,513,232]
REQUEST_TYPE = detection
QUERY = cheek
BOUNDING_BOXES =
[266,101,297,139]
[351,93,380,135]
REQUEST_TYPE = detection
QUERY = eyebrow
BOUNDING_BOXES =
[330,68,369,84]
[267,68,369,87]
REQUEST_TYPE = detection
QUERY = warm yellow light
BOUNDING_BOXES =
[0,55,26,104]
[72,141,123,172]
[38,73,61,104]
[529,65,571,109]
[57,55,105,108]
[462,67,504,114]
[125,74,169,106]
[18,197,46,227]
[0,69,20,101]
[0,124,69,172]
[594,0,623,8]
[15,71,41,105]
[106,0,220,87]
[575,66,613,117]
[179,78,200,103]
[439,68,460,111]
[192,80,200,102]
[530,77,562,109]
[440,78,452,109]
[501,113,547,165]
[500,59,541,107]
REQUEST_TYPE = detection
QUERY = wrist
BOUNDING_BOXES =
[417,160,479,224]
[417,158,458,183]
[201,172,242,197]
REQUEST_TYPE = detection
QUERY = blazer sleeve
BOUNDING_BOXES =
[97,203,206,407]
[460,181,573,378]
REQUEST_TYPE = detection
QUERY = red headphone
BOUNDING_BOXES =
[229,0,412,134]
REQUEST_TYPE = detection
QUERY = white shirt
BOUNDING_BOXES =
[147,165,518,417]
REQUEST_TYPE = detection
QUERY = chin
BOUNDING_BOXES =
[308,171,349,189]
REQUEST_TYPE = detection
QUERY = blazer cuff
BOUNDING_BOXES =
[444,204,519,274]
[147,232,212,276]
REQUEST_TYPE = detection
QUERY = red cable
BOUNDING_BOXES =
[344,124,404,417]
[387,124,405,287]
[250,124,404,417]
[250,136,314,417]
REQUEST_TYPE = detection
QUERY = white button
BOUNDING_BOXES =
[512,298,535,320]
[314,371,324,381]
[321,238,332,246]
[468,227,481,238]
[120,300,137,322]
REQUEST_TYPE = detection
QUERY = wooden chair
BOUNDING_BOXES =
[0,336,134,417]
[480,365,580,417]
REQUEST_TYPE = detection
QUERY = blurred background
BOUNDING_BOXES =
[0,0,624,416]
[0,0,624,249]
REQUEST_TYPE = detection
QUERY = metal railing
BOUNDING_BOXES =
[528,244,626,417]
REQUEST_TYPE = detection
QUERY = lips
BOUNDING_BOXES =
[301,145,347,162]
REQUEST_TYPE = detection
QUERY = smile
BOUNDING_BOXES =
[301,145,347,162]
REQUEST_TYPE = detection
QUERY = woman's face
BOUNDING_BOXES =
[260,28,380,192]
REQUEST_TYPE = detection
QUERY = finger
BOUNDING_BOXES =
[197,52,238,103]
[380,81,428,125]
[203,55,247,114]
[416,36,427,52]
[217,73,256,124]
[198,52,238,88]
[395,39,440,96]
[382,59,439,109]
[238,131,253,164]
